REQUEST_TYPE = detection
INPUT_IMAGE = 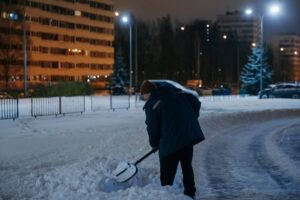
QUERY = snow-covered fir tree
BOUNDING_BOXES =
[240,47,272,95]
[109,48,129,95]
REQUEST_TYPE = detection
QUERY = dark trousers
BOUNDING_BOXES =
[159,145,196,197]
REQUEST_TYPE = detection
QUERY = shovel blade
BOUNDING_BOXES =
[112,162,137,183]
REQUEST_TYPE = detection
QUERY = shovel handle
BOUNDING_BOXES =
[134,148,158,165]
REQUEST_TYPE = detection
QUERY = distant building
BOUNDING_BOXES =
[0,0,114,93]
[273,34,300,82]
[216,11,260,45]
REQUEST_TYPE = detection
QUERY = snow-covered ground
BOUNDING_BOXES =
[0,96,299,200]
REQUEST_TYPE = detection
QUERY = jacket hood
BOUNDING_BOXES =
[143,84,180,110]
[151,83,180,101]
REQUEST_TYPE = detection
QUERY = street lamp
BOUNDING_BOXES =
[120,15,133,97]
[245,3,282,91]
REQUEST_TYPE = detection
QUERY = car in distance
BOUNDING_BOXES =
[258,82,300,99]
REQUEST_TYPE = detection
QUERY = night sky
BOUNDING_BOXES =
[114,0,300,41]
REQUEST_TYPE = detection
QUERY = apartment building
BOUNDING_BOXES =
[216,11,260,44]
[273,34,300,82]
[0,0,114,92]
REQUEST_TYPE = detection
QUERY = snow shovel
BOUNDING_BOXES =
[112,148,158,183]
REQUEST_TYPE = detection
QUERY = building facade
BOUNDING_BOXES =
[216,11,260,45]
[0,0,114,93]
[273,34,300,82]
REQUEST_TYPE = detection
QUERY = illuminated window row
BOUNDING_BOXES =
[30,46,114,58]
[27,16,113,35]
[61,0,113,11]
[27,0,113,23]
[21,0,113,12]
[0,59,113,70]
[0,74,110,82]
[0,27,113,47]
[29,61,112,70]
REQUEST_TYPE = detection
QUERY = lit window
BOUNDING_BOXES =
[1,12,8,19]
[74,10,81,16]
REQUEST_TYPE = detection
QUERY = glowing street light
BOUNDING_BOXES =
[245,3,282,91]
[269,4,281,15]
[121,15,129,23]
[245,9,253,15]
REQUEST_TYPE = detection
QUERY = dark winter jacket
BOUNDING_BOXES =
[143,85,205,157]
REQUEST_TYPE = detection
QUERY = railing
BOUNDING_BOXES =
[31,97,60,117]
[0,94,253,119]
[61,96,85,115]
[110,95,130,111]
[31,96,85,117]
[0,98,19,120]
[91,95,130,111]
[91,95,111,111]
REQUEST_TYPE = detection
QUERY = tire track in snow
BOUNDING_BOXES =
[196,114,300,200]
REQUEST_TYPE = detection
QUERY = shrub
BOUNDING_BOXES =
[31,82,93,97]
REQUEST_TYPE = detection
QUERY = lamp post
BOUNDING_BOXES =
[121,16,133,96]
[245,3,281,91]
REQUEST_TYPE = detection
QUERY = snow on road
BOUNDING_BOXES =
[0,96,299,199]
[195,113,300,199]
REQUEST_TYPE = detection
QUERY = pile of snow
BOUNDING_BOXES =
[0,96,299,199]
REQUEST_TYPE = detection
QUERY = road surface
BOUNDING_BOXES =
[194,112,300,200]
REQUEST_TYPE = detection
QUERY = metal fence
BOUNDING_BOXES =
[1,94,251,119]
[31,97,60,117]
[61,96,85,115]
[31,96,85,117]
[91,95,111,111]
[0,98,19,120]
[91,95,130,111]
[110,95,130,111]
